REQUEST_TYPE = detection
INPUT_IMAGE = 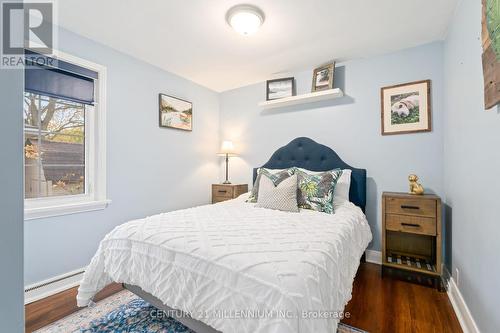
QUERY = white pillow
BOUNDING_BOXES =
[256,174,299,212]
[295,167,352,207]
[333,169,351,207]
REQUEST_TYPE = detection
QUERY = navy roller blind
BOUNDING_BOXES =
[24,50,98,105]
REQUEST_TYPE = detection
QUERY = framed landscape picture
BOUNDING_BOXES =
[381,80,431,135]
[266,77,295,100]
[159,94,192,131]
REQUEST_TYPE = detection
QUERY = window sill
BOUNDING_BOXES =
[24,199,111,220]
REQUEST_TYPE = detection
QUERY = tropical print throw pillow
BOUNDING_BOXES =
[296,168,343,214]
[247,167,295,203]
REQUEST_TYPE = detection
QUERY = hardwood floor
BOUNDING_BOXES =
[342,263,462,333]
[26,264,462,333]
[25,282,123,333]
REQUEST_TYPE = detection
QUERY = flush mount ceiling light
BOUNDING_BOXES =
[226,4,265,36]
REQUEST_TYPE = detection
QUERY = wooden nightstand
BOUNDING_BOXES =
[212,184,248,204]
[382,192,443,290]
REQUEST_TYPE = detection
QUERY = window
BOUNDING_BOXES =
[24,94,87,198]
[24,50,108,220]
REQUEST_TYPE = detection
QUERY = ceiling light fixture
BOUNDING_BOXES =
[226,4,265,36]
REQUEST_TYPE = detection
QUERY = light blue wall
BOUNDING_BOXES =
[0,69,25,331]
[443,0,500,331]
[219,42,445,251]
[24,27,221,284]
[19,7,500,331]
[0,0,24,329]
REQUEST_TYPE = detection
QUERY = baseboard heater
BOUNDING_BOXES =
[24,267,86,304]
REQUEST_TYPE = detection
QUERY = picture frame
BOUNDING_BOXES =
[380,80,431,135]
[311,62,335,92]
[159,93,192,131]
[266,77,295,101]
[481,0,500,109]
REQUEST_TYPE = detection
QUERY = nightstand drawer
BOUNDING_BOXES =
[212,185,233,198]
[385,197,436,217]
[386,214,436,236]
[211,184,248,204]
[212,196,230,203]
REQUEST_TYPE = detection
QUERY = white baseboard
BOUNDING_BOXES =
[24,267,86,304]
[365,249,382,264]
[447,276,480,333]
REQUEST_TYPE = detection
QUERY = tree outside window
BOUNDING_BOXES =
[24,93,88,198]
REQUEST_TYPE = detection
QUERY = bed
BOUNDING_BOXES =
[77,137,372,333]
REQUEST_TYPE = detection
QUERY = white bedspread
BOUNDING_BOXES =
[77,194,372,333]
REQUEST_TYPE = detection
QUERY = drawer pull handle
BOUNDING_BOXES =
[218,190,228,193]
[401,223,420,228]
[401,205,420,210]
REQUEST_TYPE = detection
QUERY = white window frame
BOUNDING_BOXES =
[24,48,110,220]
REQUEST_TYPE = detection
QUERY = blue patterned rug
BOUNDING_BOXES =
[81,298,367,333]
[81,298,192,332]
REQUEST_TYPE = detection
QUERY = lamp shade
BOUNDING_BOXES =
[218,140,237,156]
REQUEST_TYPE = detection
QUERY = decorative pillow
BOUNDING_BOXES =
[256,174,299,212]
[247,168,295,203]
[333,169,352,207]
[295,167,352,207]
[295,168,343,214]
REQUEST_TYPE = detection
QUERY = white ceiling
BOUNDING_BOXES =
[55,0,458,92]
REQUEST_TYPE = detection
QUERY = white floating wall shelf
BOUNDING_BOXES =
[258,88,344,109]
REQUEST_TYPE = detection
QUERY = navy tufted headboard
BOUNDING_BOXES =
[253,137,367,211]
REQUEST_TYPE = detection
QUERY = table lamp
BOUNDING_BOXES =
[217,140,237,184]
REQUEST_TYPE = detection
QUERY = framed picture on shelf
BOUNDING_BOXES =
[380,80,431,135]
[159,94,192,131]
[311,62,335,92]
[266,77,295,101]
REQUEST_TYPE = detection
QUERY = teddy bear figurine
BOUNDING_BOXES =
[408,174,424,195]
